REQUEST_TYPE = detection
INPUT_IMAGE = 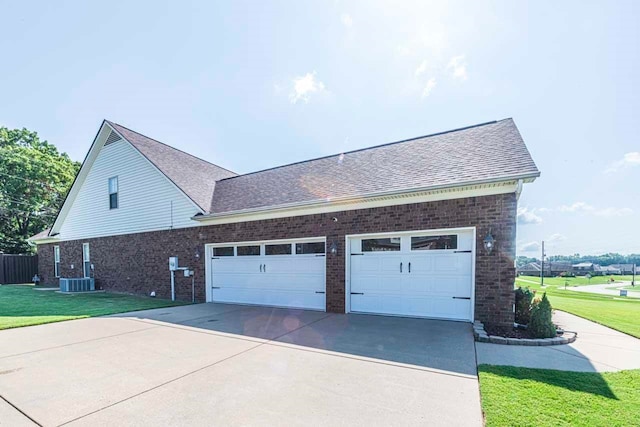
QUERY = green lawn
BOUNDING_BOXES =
[0,284,187,330]
[479,365,640,427]
[518,275,636,287]
[515,276,640,339]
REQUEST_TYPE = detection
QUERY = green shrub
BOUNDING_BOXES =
[529,293,556,338]
[514,287,535,325]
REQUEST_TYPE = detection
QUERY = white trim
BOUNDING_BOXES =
[194,181,520,226]
[82,243,91,278]
[204,236,327,304]
[344,226,476,322]
[53,245,61,278]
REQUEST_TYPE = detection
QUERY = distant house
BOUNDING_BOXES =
[610,264,637,275]
[517,262,541,276]
[572,262,596,274]
[517,261,573,277]
[597,265,622,275]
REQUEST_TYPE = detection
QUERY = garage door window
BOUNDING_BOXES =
[362,238,401,252]
[213,246,234,256]
[411,235,457,250]
[295,242,325,254]
[265,243,292,255]
[237,245,260,256]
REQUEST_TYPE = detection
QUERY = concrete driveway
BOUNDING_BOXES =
[0,303,481,427]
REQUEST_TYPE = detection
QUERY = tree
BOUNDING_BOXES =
[528,293,556,338]
[0,126,80,253]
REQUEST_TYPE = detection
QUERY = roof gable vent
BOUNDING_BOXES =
[105,130,122,146]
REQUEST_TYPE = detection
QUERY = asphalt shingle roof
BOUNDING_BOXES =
[107,121,237,212]
[209,118,539,214]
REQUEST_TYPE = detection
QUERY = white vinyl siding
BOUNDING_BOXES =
[58,139,200,240]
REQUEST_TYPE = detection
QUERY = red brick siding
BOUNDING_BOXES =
[37,193,517,327]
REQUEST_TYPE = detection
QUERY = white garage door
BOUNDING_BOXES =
[349,229,474,321]
[209,239,326,310]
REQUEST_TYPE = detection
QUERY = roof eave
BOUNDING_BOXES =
[195,173,539,221]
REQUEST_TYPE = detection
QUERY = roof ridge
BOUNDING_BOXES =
[218,119,502,182]
[106,120,237,176]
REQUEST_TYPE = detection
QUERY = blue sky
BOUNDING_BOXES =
[1,1,638,256]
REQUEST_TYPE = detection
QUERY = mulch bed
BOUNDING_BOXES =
[484,324,561,339]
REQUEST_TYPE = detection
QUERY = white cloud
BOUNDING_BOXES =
[606,151,640,173]
[447,55,468,81]
[558,202,594,213]
[289,72,326,104]
[593,207,633,217]
[557,201,632,217]
[415,60,427,77]
[547,233,566,243]
[517,207,543,225]
[341,13,353,28]
[520,241,541,252]
[421,78,437,98]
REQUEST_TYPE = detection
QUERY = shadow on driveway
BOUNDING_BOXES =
[112,302,478,376]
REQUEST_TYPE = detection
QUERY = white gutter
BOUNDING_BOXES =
[193,173,539,221]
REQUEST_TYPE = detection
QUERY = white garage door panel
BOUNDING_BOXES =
[210,241,326,311]
[349,229,474,321]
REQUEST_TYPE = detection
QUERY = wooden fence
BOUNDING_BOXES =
[0,254,38,284]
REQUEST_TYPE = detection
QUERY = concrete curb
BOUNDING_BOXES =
[473,321,577,346]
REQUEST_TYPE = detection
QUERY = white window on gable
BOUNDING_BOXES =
[108,176,118,209]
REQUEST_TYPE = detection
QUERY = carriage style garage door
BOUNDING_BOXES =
[208,238,326,310]
[348,228,474,321]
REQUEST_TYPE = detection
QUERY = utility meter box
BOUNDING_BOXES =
[169,257,178,271]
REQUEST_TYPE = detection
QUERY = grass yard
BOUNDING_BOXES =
[515,276,640,339]
[479,365,640,427]
[0,284,187,330]
[518,275,636,287]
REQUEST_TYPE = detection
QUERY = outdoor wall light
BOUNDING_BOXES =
[194,247,201,260]
[483,229,495,255]
[329,241,338,255]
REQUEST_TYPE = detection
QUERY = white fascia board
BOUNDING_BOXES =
[30,237,60,245]
[194,179,522,226]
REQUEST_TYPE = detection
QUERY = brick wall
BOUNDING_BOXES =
[37,192,517,327]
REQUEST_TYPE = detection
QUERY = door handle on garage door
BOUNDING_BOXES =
[350,292,364,295]
[408,262,411,273]
[315,291,325,294]
[259,264,263,272]
[400,262,403,273]
[454,250,472,253]
[212,286,221,289]
[452,296,471,300]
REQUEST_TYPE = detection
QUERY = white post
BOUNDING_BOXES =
[170,270,175,301]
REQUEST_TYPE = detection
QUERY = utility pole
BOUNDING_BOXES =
[633,263,636,287]
[541,241,545,287]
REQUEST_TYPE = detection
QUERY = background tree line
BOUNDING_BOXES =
[0,126,79,253]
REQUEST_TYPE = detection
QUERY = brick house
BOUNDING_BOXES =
[31,119,540,327]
